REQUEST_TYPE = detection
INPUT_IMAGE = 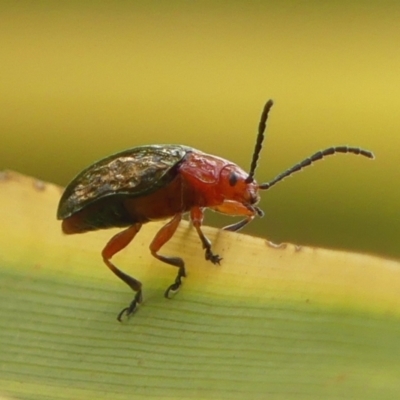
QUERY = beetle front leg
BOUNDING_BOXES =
[190,207,222,265]
[149,214,186,299]
[211,201,259,232]
[102,223,143,322]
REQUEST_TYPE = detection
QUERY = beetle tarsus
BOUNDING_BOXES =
[164,265,186,298]
[205,249,222,265]
[117,307,130,322]
[117,290,143,322]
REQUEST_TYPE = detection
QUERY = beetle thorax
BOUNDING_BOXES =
[178,151,259,208]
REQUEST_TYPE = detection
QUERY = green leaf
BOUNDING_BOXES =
[1,171,400,400]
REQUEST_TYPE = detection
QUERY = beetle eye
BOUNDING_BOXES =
[229,172,238,187]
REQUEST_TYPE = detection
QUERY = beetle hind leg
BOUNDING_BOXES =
[149,214,186,299]
[160,255,186,298]
[102,223,143,321]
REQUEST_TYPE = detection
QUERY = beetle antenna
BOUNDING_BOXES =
[245,99,274,183]
[259,146,374,190]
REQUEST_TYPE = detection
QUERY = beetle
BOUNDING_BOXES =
[57,100,374,321]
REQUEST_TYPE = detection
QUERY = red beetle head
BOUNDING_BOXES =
[219,164,260,205]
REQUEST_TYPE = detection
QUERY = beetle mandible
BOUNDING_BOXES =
[57,100,374,321]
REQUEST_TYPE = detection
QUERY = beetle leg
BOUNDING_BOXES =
[102,223,142,321]
[211,201,258,232]
[190,207,222,265]
[149,214,185,299]
[222,217,254,232]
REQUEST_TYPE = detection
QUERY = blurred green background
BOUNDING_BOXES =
[1,1,399,259]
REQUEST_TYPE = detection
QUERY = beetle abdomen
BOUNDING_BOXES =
[61,196,136,234]
[61,173,196,234]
